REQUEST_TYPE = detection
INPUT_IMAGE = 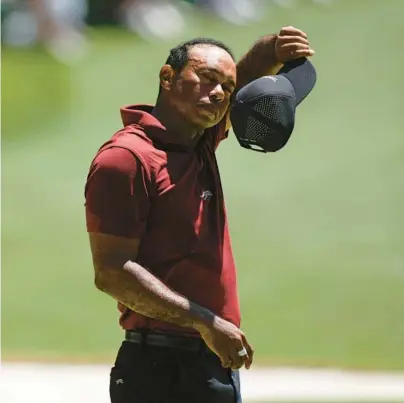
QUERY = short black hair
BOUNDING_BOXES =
[158,38,235,96]
[165,37,235,72]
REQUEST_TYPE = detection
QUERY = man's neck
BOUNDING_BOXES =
[152,99,203,147]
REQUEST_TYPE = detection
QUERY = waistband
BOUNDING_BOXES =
[125,330,209,353]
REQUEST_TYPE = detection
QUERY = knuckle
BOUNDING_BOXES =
[231,335,242,344]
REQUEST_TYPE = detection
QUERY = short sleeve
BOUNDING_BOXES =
[204,113,229,151]
[85,147,151,238]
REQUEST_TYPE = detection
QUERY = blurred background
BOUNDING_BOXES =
[2,0,404,401]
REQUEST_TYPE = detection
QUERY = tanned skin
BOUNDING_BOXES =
[89,26,315,371]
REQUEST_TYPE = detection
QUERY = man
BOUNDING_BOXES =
[85,27,314,402]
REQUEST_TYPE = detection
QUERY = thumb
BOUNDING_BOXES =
[221,357,231,368]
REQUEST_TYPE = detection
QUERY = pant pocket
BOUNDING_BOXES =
[110,352,177,403]
[189,357,238,403]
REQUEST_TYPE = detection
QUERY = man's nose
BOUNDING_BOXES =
[210,84,225,103]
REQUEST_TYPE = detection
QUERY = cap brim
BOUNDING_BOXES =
[278,58,317,106]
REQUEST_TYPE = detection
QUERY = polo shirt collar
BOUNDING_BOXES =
[120,104,196,152]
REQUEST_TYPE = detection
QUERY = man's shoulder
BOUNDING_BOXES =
[109,125,155,151]
[93,125,166,175]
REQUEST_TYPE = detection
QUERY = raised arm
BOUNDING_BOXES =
[225,25,315,130]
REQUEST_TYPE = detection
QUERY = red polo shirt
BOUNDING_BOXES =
[85,105,240,335]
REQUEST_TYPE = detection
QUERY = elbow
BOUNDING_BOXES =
[94,269,112,293]
[94,272,105,292]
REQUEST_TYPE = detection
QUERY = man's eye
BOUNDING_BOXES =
[201,75,215,83]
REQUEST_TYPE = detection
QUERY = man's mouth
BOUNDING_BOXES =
[198,103,218,115]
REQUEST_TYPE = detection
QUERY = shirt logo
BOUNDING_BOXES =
[200,190,213,201]
[265,76,278,82]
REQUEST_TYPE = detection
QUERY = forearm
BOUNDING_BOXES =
[236,34,283,90]
[95,261,214,332]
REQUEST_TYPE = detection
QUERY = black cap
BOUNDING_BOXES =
[230,57,317,153]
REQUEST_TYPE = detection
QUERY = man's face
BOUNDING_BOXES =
[166,45,237,130]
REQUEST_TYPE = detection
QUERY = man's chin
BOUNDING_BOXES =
[193,120,219,131]
[193,112,221,130]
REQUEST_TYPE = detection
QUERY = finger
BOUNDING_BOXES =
[229,343,248,370]
[221,357,232,368]
[277,35,309,46]
[229,352,245,370]
[281,50,315,62]
[278,46,315,61]
[279,43,311,52]
[230,358,246,371]
[230,352,247,371]
[291,49,316,58]
[279,26,308,39]
[229,346,245,370]
[280,26,308,39]
[241,335,254,370]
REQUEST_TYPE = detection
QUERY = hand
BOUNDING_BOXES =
[198,316,254,370]
[275,26,315,63]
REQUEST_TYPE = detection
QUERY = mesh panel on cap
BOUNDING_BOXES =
[246,116,265,141]
[246,116,277,141]
[232,91,296,152]
[252,95,288,123]
[245,95,290,141]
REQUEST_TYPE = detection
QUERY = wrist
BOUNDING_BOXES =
[192,307,216,334]
[236,33,281,89]
[255,34,277,57]
[266,35,283,74]
[254,34,283,74]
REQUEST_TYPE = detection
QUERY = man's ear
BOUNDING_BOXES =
[159,65,175,91]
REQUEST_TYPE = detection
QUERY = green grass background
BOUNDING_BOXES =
[2,0,404,371]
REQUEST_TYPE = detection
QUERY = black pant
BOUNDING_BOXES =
[110,340,242,403]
